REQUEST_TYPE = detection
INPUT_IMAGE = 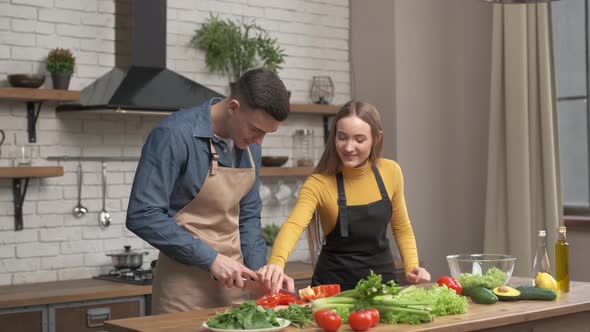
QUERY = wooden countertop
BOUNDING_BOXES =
[0,262,313,309]
[0,279,151,309]
[104,281,590,332]
[283,261,313,280]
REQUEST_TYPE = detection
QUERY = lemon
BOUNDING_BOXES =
[535,272,558,291]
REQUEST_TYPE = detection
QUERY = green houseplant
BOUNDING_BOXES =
[46,48,76,90]
[191,14,286,88]
[261,224,280,257]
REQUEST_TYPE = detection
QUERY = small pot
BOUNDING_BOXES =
[106,246,148,270]
[51,72,71,90]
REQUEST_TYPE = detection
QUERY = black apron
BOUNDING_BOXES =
[311,164,397,291]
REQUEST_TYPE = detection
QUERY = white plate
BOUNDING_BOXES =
[202,318,291,332]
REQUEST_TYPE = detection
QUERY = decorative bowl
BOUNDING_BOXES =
[446,254,516,288]
[261,156,288,167]
[7,74,46,88]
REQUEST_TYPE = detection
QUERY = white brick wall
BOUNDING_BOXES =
[0,0,350,285]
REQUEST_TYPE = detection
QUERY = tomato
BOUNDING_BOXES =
[437,276,462,295]
[314,309,335,323]
[314,309,342,332]
[364,308,380,327]
[348,311,373,332]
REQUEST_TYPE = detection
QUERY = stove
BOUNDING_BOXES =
[94,268,153,285]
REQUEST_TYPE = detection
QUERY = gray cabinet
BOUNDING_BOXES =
[0,296,145,332]
[0,306,47,332]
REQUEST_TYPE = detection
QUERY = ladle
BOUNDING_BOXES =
[72,162,88,218]
[98,162,111,227]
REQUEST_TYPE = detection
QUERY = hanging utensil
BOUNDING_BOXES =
[0,129,5,158]
[98,161,111,227]
[73,162,88,218]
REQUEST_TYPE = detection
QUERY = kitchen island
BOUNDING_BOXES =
[105,280,590,332]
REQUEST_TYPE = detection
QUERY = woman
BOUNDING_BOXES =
[258,100,430,293]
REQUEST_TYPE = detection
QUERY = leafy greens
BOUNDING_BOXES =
[205,302,280,329]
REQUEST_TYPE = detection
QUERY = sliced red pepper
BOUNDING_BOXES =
[255,293,296,308]
[312,284,341,298]
[298,284,341,301]
[277,293,296,305]
[255,294,280,308]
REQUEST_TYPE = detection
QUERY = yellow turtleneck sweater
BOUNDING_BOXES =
[268,158,420,274]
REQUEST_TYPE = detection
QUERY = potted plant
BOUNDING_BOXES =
[191,14,286,93]
[46,48,75,90]
[261,224,280,257]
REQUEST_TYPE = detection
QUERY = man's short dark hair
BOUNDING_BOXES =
[231,67,290,121]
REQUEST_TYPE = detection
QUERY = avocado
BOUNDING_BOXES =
[492,285,521,301]
[470,287,498,305]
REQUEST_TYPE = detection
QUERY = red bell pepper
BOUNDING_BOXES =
[437,276,462,295]
[255,293,297,308]
[298,284,341,301]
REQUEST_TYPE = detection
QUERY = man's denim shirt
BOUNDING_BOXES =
[126,98,266,271]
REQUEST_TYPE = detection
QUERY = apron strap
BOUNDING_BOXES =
[245,146,255,169]
[371,163,389,200]
[336,172,349,237]
[208,139,220,176]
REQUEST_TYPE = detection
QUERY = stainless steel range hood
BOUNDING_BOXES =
[56,0,222,115]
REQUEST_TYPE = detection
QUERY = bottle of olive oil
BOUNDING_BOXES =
[555,226,570,292]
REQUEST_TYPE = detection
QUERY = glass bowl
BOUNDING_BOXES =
[446,254,516,288]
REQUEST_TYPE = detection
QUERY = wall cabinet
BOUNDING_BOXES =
[0,296,145,332]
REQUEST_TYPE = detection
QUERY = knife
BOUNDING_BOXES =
[278,287,300,299]
[209,274,256,283]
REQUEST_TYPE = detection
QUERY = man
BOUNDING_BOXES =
[126,68,293,314]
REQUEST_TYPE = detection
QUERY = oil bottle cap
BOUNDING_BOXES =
[559,226,566,233]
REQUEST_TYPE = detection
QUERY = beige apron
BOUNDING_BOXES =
[151,139,256,314]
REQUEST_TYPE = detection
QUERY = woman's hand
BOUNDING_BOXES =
[405,267,431,284]
[257,264,295,294]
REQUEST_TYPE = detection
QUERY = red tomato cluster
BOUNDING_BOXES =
[349,308,379,331]
[314,308,380,332]
[437,276,462,295]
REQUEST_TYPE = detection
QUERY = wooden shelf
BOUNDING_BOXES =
[260,167,313,177]
[0,167,64,231]
[0,88,80,143]
[0,166,64,179]
[290,103,339,115]
[0,87,80,102]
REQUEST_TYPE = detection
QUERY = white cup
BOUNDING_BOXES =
[273,183,293,204]
[260,184,272,204]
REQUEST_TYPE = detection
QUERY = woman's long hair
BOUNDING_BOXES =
[314,100,383,175]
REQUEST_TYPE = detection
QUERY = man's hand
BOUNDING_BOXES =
[209,253,258,288]
[257,264,295,294]
[405,266,431,284]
